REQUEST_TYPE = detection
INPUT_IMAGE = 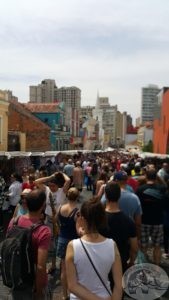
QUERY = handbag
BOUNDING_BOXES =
[80,239,111,296]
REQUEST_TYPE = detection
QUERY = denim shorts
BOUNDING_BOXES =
[56,237,70,259]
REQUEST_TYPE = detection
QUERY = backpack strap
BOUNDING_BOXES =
[31,221,44,231]
[12,216,44,231]
[12,216,20,226]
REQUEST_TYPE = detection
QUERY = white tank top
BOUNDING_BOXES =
[70,238,115,299]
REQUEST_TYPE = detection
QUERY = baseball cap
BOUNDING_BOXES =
[113,171,128,181]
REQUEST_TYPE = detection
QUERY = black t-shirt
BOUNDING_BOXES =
[100,211,136,272]
[136,183,166,225]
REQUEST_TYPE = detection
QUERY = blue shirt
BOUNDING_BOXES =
[101,189,142,220]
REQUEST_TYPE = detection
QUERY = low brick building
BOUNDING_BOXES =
[8,100,51,151]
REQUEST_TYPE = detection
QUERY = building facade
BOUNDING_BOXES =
[0,99,9,151]
[30,79,57,103]
[153,87,169,154]
[116,111,127,148]
[8,100,51,151]
[93,97,118,149]
[141,84,160,124]
[23,103,70,151]
[82,117,99,150]
[0,90,18,102]
[137,126,153,149]
[55,86,81,109]
[80,106,95,120]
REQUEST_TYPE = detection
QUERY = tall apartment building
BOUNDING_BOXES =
[141,84,160,124]
[116,111,127,147]
[29,79,57,103]
[55,86,81,138]
[29,80,81,143]
[93,97,118,148]
[55,86,81,109]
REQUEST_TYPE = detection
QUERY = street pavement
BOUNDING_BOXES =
[1,188,169,299]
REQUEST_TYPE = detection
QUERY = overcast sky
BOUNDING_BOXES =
[1,0,169,122]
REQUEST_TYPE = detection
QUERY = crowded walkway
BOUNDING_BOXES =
[0,151,169,299]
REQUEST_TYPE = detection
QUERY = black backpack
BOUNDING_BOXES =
[0,217,43,290]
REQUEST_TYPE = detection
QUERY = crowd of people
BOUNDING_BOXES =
[0,151,169,299]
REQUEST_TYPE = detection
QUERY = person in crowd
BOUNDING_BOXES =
[63,159,75,185]
[21,167,29,183]
[57,187,79,300]
[90,162,99,195]
[22,174,36,191]
[85,162,92,191]
[113,171,142,240]
[38,168,48,178]
[34,171,71,274]
[66,197,122,300]
[95,172,108,198]
[157,162,169,183]
[72,161,84,192]
[82,158,88,171]
[8,189,51,300]
[132,165,142,179]
[7,173,22,216]
[136,169,166,264]
[13,188,32,218]
[163,180,169,259]
[0,170,6,231]
[101,171,142,240]
[101,182,138,272]
[125,166,139,192]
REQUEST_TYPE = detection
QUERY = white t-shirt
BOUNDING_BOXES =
[45,186,67,217]
[70,238,115,299]
[8,181,22,206]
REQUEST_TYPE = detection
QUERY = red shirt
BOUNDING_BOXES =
[22,182,36,190]
[127,177,139,192]
[8,215,51,286]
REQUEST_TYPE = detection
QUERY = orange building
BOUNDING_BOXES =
[153,87,169,154]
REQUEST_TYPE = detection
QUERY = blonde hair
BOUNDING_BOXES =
[67,187,79,201]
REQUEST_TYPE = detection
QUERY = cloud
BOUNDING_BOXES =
[1,0,169,121]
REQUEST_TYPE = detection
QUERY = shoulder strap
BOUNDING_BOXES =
[13,216,20,226]
[12,216,43,231]
[68,207,78,218]
[80,239,111,296]
[31,221,44,231]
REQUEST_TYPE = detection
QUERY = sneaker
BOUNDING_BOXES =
[162,253,169,259]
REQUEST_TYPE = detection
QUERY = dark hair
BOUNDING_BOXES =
[105,182,121,202]
[39,169,48,177]
[125,167,132,177]
[28,174,35,181]
[99,171,108,182]
[146,169,157,181]
[134,165,141,174]
[80,197,106,231]
[11,173,23,183]
[49,172,65,188]
[91,163,98,176]
[26,189,46,212]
